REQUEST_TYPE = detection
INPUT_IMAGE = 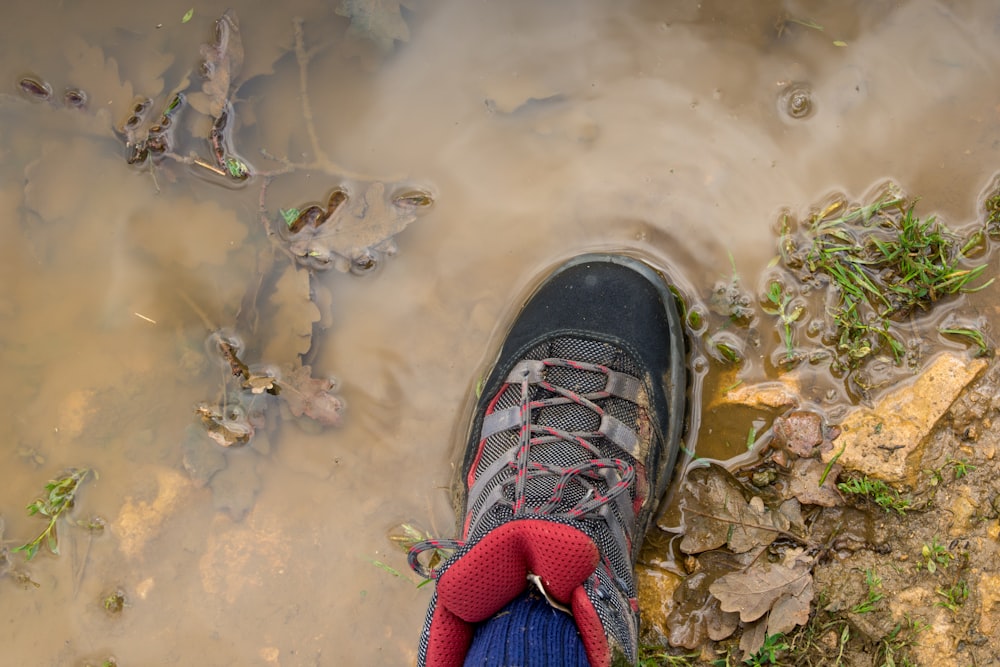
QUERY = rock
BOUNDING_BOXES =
[719,380,799,410]
[822,353,988,484]
[772,411,825,458]
[636,563,683,644]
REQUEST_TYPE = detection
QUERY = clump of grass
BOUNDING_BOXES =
[851,568,885,614]
[935,581,969,612]
[837,474,911,514]
[761,279,803,363]
[875,617,926,667]
[780,188,992,371]
[13,468,93,560]
[637,645,699,666]
[742,633,790,666]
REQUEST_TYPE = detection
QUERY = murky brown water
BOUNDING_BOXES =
[2,1,1000,664]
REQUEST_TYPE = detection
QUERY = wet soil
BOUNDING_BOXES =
[2,1,1000,666]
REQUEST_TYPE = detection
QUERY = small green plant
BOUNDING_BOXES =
[103,589,126,614]
[637,645,699,666]
[781,190,992,371]
[940,327,992,356]
[935,580,968,612]
[852,568,885,614]
[875,616,926,667]
[761,279,803,362]
[744,633,789,666]
[13,468,93,560]
[946,458,976,480]
[837,475,910,514]
[920,537,952,573]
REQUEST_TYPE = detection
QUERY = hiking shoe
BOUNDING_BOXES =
[409,253,686,666]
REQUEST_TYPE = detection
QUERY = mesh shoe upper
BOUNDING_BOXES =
[410,255,686,667]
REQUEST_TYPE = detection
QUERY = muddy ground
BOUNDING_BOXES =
[637,355,1000,666]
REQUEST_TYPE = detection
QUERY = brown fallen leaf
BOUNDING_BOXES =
[787,457,843,507]
[739,617,769,661]
[666,550,751,649]
[679,463,789,554]
[708,549,814,629]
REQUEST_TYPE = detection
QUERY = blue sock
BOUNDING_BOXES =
[463,591,591,667]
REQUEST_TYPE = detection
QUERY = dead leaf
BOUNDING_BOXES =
[739,617,768,660]
[278,363,344,426]
[336,0,412,52]
[787,457,843,507]
[679,463,788,554]
[709,550,814,626]
[63,36,136,126]
[286,182,431,273]
[666,551,748,648]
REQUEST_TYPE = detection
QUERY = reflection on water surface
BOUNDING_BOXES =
[2,1,999,664]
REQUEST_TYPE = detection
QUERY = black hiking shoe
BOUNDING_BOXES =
[409,253,687,666]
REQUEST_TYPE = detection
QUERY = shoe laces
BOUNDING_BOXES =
[409,354,644,580]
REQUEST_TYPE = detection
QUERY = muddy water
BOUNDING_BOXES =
[2,1,1000,664]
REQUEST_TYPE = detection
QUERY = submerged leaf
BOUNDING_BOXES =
[336,0,412,52]
[200,10,244,118]
[279,364,344,426]
[286,182,432,272]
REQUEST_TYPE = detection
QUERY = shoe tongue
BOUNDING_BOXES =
[437,519,599,623]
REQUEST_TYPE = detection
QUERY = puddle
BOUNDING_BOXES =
[2,0,1000,664]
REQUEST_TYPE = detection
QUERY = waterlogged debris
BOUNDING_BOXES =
[182,8,194,24]
[13,468,93,560]
[196,403,253,447]
[199,9,243,119]
[208,103,252,182]
[336,0,413,52]
[283,182,433,273]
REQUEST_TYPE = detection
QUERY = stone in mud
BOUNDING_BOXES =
[772,410,825,458]
[718,379,800,411]
[822,353,988,485]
